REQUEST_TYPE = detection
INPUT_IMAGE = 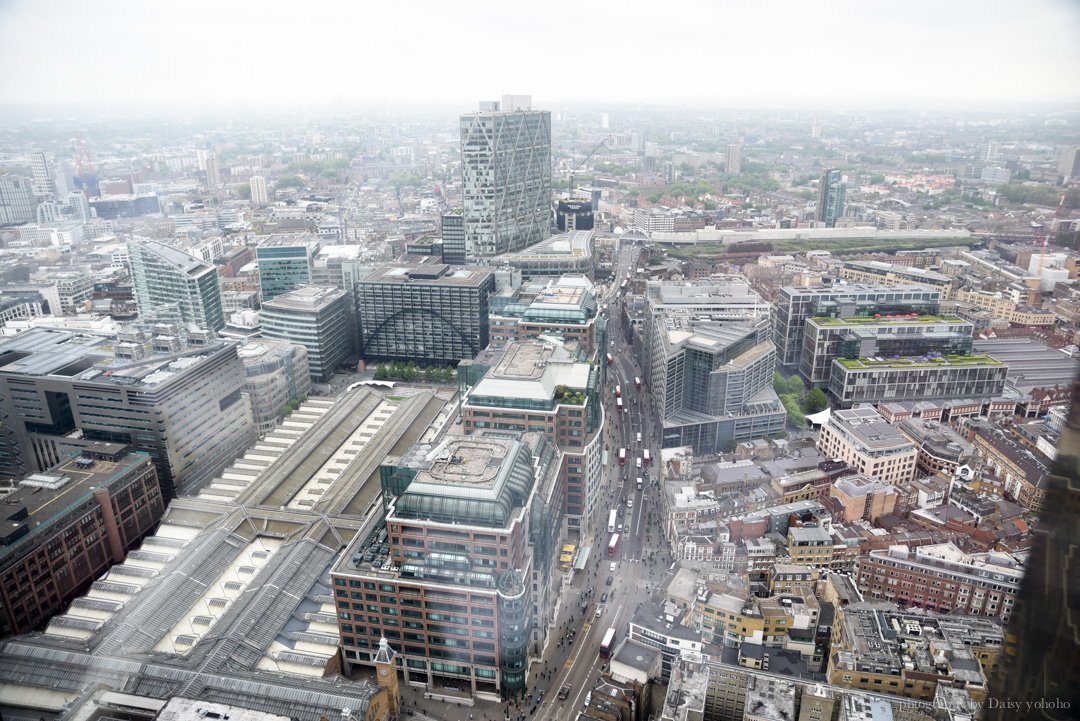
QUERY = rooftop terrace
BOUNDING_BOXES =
[836,354,1001,370]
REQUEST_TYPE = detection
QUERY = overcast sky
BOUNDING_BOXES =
[1,0,1078,110]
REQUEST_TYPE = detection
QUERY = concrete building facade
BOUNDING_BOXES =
[0,328,253,497]
[260,286,353,383]
[817,406,917,485]
[356,262,494,365]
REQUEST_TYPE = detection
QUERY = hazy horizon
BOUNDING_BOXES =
[2,0,1079,111]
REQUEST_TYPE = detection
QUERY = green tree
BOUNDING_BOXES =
[804,388,828,414]
[277,175,305,189]
[374,365,387,380]
[779,394,806,427]
[236,184,251,200]
[721,438,738,454]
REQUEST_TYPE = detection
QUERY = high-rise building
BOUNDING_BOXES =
[333,432,561,698]
[0,175,35,226]
[816,169,846,228]
[205,153,221,187]
[249,174,268,206]
[461,97,551,258]
[356,261,494,365]
[440,208,466,265]
[643,279,786,454]
[460,339,605,535]
[726,144,743,175]
[1057,145,1080,181]
[255,236,320,302]
[260,286,353,383]
[30,151,56,198]
[67,190,92,222]
[773,284,941,375]
[0,328,254,497]
[0,445,164,637]
[127,239,226,331]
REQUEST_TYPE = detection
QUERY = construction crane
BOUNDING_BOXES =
[568,136,611,197]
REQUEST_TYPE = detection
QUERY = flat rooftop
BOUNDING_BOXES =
[0,447,149,569]
[0,327,235,388]
[835,354,1001,371]
[830,406,914,451]
[254,234,319,248]
[401,436,515,492]
[809,314,964,327]
[369,263,489,286]
[260,285,347,311]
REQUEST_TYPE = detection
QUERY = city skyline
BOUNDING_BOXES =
[1,0,1079,109]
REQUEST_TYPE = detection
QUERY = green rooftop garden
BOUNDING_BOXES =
[811,314,963,327]
[835,354,1002,370]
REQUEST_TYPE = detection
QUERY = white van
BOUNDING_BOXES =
[636,432,642,443]
[635,458,642,469]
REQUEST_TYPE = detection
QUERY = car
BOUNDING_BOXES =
[595,604,604,618]
[558,683,572,700]
[609,561,617,572]
[606,575,614,586]
[626,498,633,508]
[600,592,608,603]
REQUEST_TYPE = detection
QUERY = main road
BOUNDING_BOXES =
[526,240,674,721]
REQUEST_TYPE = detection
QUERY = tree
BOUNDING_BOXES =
[721,438,738,454]
[277,175,305,189]
[779,394,806,427]
[804,388,828,414]
[236,184,251,200]
[374,365,387,380]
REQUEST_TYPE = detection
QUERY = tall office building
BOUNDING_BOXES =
[726,144,743,175]
[1057,146,1080,182]
[67,190,92,222]
[816,168,846,227]
[260,286,353,383]
[0,175,35,226]
[333,432,561,698]
[127,239,226,331]
[0,328,254,497]
[643,279,786,454]
[773,284,942,375]
[249,174,268,205]
[205,153,221,187]
[30,151,56,198]
[440,209,466,265]
[255,236,320,302]
[356,261,494,365]
[461,97,551,258]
